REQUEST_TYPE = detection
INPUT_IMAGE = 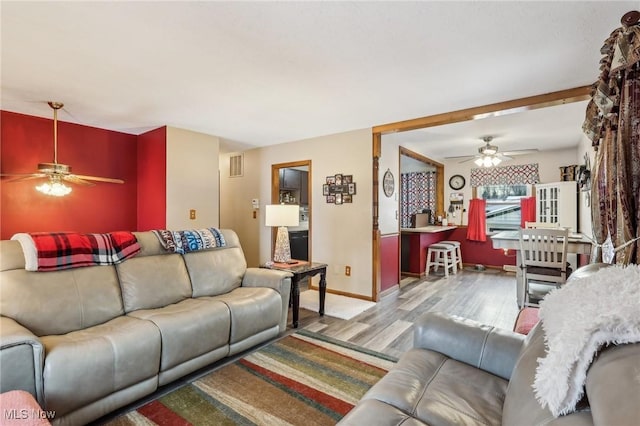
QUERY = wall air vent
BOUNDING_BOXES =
[229,154,243,177]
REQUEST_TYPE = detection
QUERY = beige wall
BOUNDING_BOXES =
[441,147,580,226]
[219,148,262,267]
[378,137,401,234]
[220,128,373,298]
[166,126,220,229]
[219,125,591,299]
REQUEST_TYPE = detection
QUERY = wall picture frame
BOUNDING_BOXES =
[325,173,357,204]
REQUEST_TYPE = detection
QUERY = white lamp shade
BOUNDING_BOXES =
[265,204,300,227]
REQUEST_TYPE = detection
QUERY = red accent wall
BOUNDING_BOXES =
[450,227,517,268]
[380,234,399,292]
[137,127,166,231]
[0,111,138,239]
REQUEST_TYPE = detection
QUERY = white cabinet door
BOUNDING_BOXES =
[535,181,577,231]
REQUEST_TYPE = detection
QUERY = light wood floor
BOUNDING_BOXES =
[292,267,520,359]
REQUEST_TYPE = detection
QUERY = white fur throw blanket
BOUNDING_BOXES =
[533,264,640,417]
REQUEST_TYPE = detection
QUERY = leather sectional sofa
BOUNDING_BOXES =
[0,229,292,425]
[339,269,640,425]
[339,311,639,425]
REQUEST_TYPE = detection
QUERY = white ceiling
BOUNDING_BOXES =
[393,99,589,160]
[1,1,636,153]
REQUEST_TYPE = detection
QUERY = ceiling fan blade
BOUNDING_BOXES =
[63,175,95,186]
[73,174,124,184]
[445,154,475,160]
[458,157,479,164]
[1,173,47,183]
[501,149,539,156]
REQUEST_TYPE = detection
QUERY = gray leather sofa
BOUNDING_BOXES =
[0,229,292,425]
[339,310,639,425]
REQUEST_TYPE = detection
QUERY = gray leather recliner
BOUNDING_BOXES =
[338,310,640,425]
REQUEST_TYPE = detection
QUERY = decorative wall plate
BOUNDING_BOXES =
[383,169,394,197]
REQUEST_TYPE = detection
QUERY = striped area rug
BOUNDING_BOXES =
[105,331,396,425]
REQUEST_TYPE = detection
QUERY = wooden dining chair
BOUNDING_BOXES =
[518,227,570,307]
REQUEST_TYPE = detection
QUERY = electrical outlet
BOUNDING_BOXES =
[345,266,351,276]
[189,209,196,220]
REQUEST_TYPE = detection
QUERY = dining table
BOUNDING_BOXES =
[490,230,593,308]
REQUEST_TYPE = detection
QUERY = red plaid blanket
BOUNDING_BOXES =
[28,231,140,271]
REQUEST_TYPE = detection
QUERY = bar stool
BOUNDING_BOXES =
[440,240,463,271]
[426,243,457,277]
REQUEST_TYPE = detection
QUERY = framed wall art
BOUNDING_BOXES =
[325,173,356,204]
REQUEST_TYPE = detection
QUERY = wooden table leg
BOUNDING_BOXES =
[319,269,326,316]
[292,275,300,328]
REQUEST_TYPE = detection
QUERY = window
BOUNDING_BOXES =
[478,184,531,232]
[470,163,539,233]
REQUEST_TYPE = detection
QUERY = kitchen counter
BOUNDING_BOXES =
[401,226,457,233]
[401,226,458,276]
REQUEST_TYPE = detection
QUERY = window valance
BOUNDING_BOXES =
[470,163,539,187]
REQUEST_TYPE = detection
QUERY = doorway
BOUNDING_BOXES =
[271,160,312,262]
[398,148,444,278]
[399,147,444,228]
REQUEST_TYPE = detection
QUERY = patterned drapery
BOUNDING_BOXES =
[583,17,639,264]
[470,163,539,187]
[400,172,436,228]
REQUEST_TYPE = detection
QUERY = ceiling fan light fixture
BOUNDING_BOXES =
[479,145,498,156]
[482,146,498,155]
[1,101,124,189]
[474,154,501,168]
[36,176,72,197]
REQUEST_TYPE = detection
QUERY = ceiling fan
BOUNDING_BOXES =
[446,136,538,167]
[0,101,124,196]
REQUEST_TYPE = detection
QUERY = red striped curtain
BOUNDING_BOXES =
[520,196,536,228]
[466,198,487,242]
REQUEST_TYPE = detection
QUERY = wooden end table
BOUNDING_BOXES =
[261,261,327,328]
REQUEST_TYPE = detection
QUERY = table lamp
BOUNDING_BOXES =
[265,204,300,263]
